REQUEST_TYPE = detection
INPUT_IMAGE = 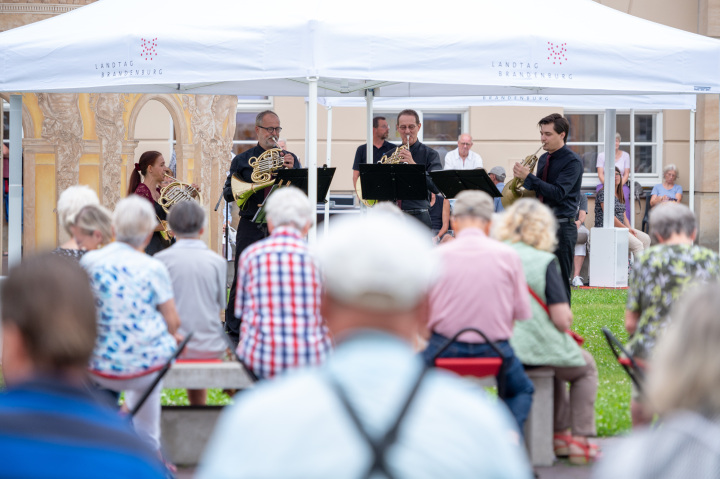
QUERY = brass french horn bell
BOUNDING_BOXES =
[501,146,543,208]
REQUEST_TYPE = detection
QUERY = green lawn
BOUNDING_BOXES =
[571,288,631,437]
[161,287,632,436]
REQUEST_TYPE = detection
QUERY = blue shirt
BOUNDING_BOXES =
[494,182,506,212]
[651,183,682,200]
[198,331,532,479]
[0,377,166,478]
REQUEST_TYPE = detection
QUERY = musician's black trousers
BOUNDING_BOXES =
[554,221,577,306]
[225,217,267,349]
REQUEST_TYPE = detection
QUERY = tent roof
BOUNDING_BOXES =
[1,0,720,96]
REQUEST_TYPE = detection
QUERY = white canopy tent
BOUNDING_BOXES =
[2,0,720,266]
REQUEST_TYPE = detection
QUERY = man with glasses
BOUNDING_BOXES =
[222,110,301,348]
[351,116,396,189]
[392,109,443,229]
[444,134,483,170]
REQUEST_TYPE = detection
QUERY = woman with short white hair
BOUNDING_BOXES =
[650,164,682,207]
[81,195,180,459]
[54,184,99,259]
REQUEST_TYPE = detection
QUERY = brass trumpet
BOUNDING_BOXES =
[501,146,543,208]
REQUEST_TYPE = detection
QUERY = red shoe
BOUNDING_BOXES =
[568,438,600,465]
[553,433,573,457]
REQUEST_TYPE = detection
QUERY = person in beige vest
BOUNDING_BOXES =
[495,199,599,465]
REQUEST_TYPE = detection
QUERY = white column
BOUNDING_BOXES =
[603,110,617,229]
[690,108,696,213]
[366,89,374,165]
[324,106,332,236]
[307,78,318,245]
[8,95,22,267]
[629,109,635,227]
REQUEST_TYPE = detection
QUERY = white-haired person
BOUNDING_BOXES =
[198,211,532,479]
[82,195,181,459]
[421,190,534,434]
[70,204,113,251]
[53,184,100,259]
[234,186,331,380]
[595,283,720,479]
[650,164,682,207]
[495,199,599,464]
[625,202,720,426]
[155,201,228,405]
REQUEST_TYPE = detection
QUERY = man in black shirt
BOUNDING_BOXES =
[392,109,443,229]
[222,110,301,347]
[351,116,396,189]
[512,113,582,303]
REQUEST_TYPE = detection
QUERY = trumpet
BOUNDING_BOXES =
[379,134,412,164]
[157,173,203,214]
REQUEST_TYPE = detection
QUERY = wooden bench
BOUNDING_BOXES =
[161,359,256,465]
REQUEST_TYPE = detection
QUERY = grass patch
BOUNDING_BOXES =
[571,288,630,437]
[162,388,233,406]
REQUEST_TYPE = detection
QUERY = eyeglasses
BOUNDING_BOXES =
[459,142,472,146]
[258,126,282,134]
[397,125,418,132]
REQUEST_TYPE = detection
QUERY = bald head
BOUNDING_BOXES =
[458,134,473,158]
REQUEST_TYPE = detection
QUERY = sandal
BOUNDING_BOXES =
[568,438,600,465]
[553,433,573,457]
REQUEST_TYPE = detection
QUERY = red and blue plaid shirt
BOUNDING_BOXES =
[235,226,332,378]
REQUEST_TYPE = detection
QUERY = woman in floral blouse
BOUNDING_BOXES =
[83,195,180,455]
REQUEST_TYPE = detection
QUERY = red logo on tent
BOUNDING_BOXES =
[141,37,158,61]
[547,42,567,65]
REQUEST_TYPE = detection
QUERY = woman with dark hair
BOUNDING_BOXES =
[128,151,173,255]
[594,167,650,257]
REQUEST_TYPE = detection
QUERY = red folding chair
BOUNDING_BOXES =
[431,328,507,398]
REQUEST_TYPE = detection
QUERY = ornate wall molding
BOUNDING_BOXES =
[90,93,129,209]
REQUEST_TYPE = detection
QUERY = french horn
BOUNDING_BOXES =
[355,135,410,207]
[231,147,286,209]
[501,146,543,208]
[158,174,203,214]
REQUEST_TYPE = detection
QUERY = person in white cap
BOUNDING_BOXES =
[197,211,532,479]
[488,166,507,212]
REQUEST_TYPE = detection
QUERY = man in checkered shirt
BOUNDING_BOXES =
[234,186,332,379]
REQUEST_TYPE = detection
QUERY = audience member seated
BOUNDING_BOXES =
[595,283,720,479]
[650,164,682,208]
[0,254,167,478]
[625,202,720,426]
[495,199,600,465]
[429,192,450,244]
[421,190,534,433]
[82,196,181,456]
[488,166,507,213]
[197,210,532,479]
[594,168,650,257]
[70,204,113,251]
[596,132,631,221]
[235,187,332,380]
[572,193,589,287]
[156,201,228,405]
[53,185,100,260]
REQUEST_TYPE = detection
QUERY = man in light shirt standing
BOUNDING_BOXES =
[444,133,483,170]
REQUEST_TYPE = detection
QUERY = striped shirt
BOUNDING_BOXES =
[235,226,332,379]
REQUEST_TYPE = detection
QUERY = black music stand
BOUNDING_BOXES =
[429,169,501,199]
[275,167,335,201]
[358,163,427,202]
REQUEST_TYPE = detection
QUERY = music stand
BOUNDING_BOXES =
[429,169,501,199]
[275,167,335,201]
[358,163,427,202]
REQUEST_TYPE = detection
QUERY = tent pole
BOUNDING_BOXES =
[324,106,332,236]
[629,109,635,227]
[603,110,617,229]
[366,89,374,165]
[308,77,318,245]
[8,95,22,267]
[690,108,696,214]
